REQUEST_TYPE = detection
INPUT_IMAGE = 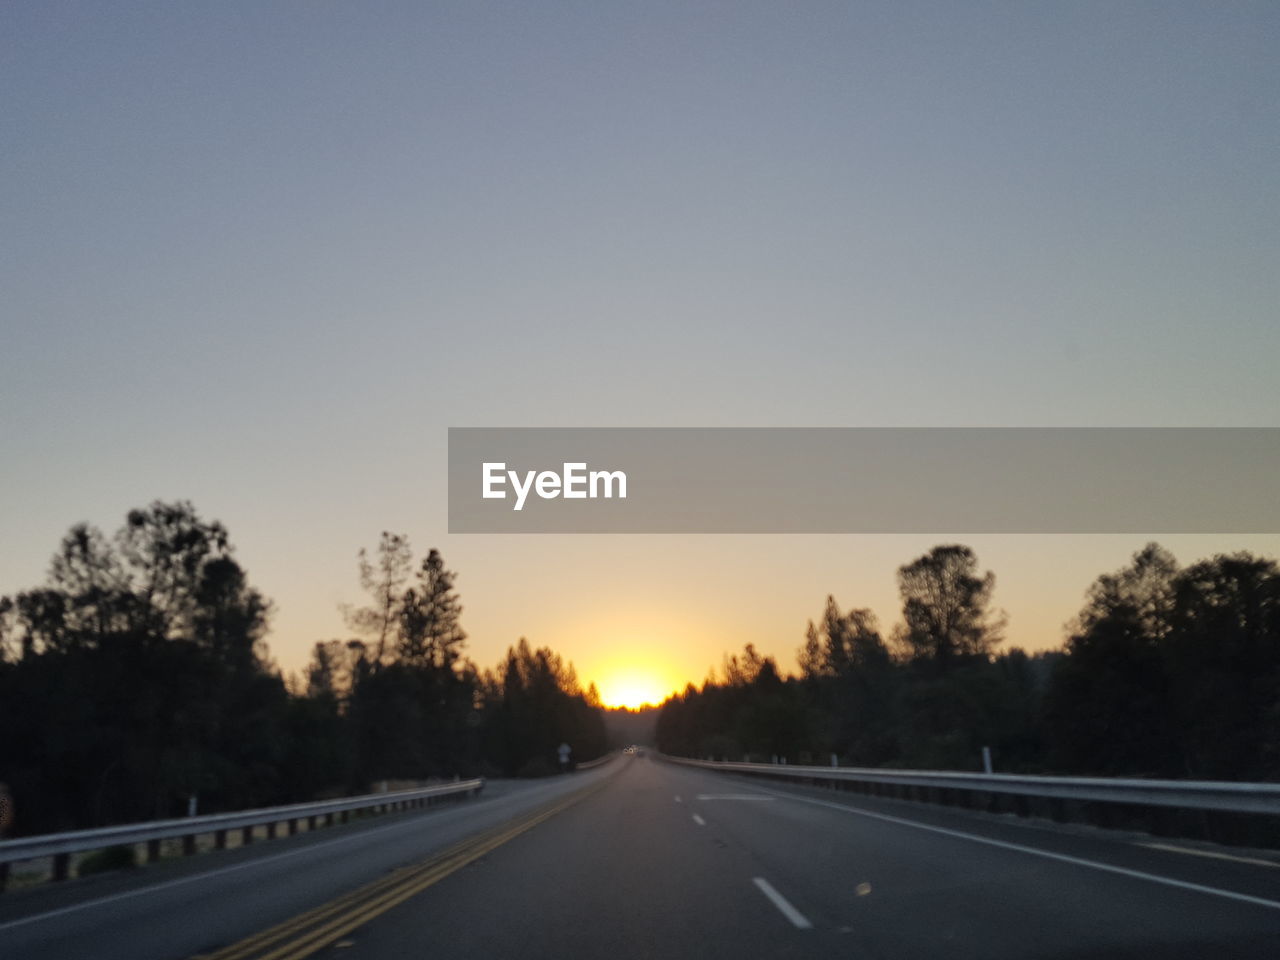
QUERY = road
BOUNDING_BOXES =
[4,754,1280,958]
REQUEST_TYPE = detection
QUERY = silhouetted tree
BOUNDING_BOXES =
[897,545,1002,669]
[1048,547,1280,780]
[798,598,897,764]
[399,549,466,669]
[479,638,606,775]
[116,501,234,641]
[0,502,283,832]
[1167,553,1280,779]
[344,532,413,668]
[0,510,611,834]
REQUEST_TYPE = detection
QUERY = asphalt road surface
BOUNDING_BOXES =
[4,754,1280,959]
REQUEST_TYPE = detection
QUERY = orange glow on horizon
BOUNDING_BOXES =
[594,666,676,710]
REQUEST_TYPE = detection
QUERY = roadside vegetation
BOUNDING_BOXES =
[658,544,1280,782]
[4,505,1276,839]
[0,503,605,837]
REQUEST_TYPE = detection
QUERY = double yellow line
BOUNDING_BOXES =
[193,776,611,960]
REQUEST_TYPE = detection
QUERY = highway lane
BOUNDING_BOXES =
[319,755,1280,959]
[662,763,1280,958]
[5,755,1280,959]
[0,767,621,960]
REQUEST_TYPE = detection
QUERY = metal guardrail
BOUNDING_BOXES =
[0,779,484,885]
[663,756,1280,816]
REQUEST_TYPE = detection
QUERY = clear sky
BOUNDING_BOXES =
[3,3,1277,705]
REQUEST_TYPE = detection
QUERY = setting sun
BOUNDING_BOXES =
[595,668,672,710]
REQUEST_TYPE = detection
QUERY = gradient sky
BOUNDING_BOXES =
[3,3,1278,704]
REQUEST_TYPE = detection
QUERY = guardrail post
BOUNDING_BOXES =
[0,780,484,890]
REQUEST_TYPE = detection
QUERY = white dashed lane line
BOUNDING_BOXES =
[753,877,813,930]
[736,781,1280,913]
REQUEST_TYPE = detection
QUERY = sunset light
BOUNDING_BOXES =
[5,5,1278,959]
[595,667,673,710]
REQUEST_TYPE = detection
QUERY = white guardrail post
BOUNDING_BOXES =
[0,778,484,891]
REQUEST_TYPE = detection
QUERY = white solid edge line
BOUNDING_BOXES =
[736,781,1280,913]
[0,781,562,933]
[692,813,706,826]
[753,876,813,929]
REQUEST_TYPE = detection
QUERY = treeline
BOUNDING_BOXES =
[658,544,1280,782]
[0,503,605,836]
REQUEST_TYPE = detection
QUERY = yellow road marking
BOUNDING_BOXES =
[1140,842,1280,868]
[252,806,572,960]
[192,862,422,960]
[192,776,611,960]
